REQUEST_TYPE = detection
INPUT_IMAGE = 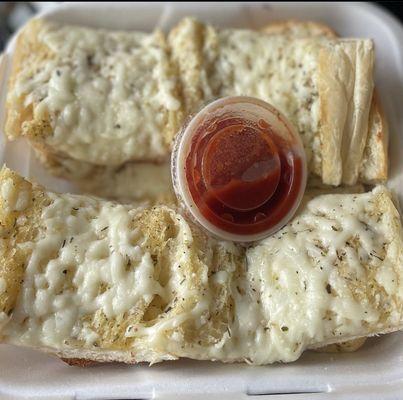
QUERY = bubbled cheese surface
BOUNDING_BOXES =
[10,21,181,165]
[1,170,402,364]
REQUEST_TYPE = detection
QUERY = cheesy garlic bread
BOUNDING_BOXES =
[0,167,401,365]
[5,18,387,195]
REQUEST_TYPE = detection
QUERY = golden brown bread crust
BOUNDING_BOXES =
[61,358,101,367]
[316,45,346,186]
[318,40,374,186]
[6,20,54,141]
[0,168,53,326]
[359,91,389,183]
[156,30,186,149]
[168,18,218,115]
[262,20,388,186]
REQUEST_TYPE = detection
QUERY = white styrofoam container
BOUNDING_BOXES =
[0,2,402,399]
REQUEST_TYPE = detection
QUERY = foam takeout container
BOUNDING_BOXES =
[0,2,402,399]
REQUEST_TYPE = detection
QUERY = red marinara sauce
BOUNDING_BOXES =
[172,97,307,242]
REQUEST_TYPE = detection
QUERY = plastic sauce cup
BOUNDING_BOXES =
[171,96,307,242]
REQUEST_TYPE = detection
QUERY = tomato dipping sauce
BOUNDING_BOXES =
[172,97,307,242]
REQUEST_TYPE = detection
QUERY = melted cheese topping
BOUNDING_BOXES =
[243,187,403,362]
[3,194,202,354]
[6,194,139,346]
[1,182,402,364]
[13,21,181,165]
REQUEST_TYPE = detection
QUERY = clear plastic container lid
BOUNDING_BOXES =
[171,96,307,242]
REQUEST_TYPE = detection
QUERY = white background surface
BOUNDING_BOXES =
[0,2,402,399]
